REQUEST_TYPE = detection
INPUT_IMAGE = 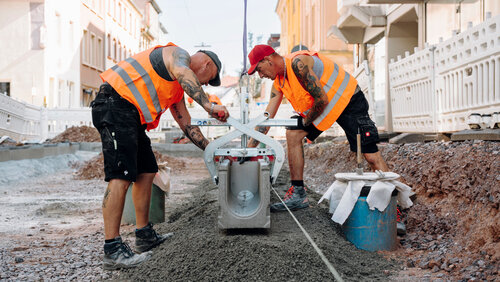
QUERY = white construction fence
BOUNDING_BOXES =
[0,93,296,142]
[389,14,500,133]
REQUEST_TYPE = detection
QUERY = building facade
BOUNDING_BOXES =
[332,0,500,132]
[0,0,81,108]
[275,0,353,72]
[0,0,166,108]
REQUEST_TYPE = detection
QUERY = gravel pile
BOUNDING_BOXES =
[73,150,186,180]
[303,140,500,280]
[48,126,101,143]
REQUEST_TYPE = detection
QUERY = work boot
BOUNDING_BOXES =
[135,222,173,253]
[397,208,407,236]
[270,185,309,212]
[103,237,152,270]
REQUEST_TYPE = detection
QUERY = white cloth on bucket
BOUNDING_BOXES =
[318,171,414,224]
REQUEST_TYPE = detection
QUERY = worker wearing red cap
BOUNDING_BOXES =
[246,44,389,212]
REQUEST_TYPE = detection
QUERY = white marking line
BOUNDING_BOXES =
[271,187,344,282]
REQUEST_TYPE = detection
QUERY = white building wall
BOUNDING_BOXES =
[0,0,44,106]
[0,0,80,109]
[44,0,81,109]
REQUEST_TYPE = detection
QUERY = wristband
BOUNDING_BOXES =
[210,103,215,116]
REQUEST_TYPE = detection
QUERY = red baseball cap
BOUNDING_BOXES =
[247,45,276,75]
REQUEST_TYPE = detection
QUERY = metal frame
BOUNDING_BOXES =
[194,114,296,185]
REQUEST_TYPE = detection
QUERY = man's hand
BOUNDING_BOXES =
[210,104,229,122]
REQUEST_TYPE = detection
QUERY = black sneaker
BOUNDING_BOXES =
[135,223,173,253]
[270,185,309,212]
[103,237,152,270]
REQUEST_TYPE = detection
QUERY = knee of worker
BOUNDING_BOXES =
[108,178,132,191]
[286,129,307,145]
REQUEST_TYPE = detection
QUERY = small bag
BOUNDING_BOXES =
[357,116,379,145]
[153,162,171,195]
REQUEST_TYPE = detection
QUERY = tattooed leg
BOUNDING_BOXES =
[103,179,130,240]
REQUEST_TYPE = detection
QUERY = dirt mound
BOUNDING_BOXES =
[49,126,101,143]
[118,169,397,281]
[73,150,186,180]
[303,140,499,280]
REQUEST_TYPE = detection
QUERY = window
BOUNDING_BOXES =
[107,34,111,57]
[311,6,315,45]
[30,2,44,50]
[113,38,117,60]
[118,3,122,25]
[82,30,89,64]
[98,37,103,69]
[124,7,127,29]
[67,81,74,108]
[90,33,96,66]
[0,82,10,96]
[129,12,132,33]
[58,80,64,108]
[118,42,122,61]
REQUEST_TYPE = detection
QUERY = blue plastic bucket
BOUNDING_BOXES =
[342,185,397,251]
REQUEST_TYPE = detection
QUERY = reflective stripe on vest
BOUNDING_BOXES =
[312,63,349,128]
[100,42,184,129]
[279,51,357,131]
[110,63,154,123]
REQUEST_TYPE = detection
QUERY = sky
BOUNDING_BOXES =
[158,0,280,77]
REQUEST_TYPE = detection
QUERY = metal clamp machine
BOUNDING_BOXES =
[192,86,296,229]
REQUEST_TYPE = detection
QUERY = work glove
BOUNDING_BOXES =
[286,115,306,130]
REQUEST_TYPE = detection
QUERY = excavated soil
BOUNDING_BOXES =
[48,126,101,143]
[117,169,397,281]
[303,140,500,281]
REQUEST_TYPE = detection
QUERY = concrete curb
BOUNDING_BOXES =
[0,143,79,162]
[0,141,204,162]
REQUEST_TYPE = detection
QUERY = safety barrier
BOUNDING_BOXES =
[0,94,298,142]
[389,14,500,132]
[0,94,45,141]
[434,14,500,132]
[389,46,436,132]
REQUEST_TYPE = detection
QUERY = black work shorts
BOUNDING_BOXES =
[336,90,379,153]
[90,83,158,182]
[289,90,379,153]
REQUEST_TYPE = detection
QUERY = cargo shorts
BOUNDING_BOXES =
[287,89,380,153]
[90,83,158,182]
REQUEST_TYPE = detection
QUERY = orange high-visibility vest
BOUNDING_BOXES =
[100,42,184,130]
[274,50,358,131]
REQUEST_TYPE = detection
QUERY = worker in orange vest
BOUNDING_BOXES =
[91,42,229,270]
[246,44,389,212]
[208,94,222,105]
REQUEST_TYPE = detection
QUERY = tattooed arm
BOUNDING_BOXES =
[291,55,329,126]
[170,97,209,150]
[247,85,283,148]
[165,47,228,121]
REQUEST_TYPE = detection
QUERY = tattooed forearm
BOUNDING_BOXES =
[248,126,269,147]
[171,103,182,120]
[292,57,328,126]
[171,47,211,111]
[102,187,111,208]
[183,125,209,150]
